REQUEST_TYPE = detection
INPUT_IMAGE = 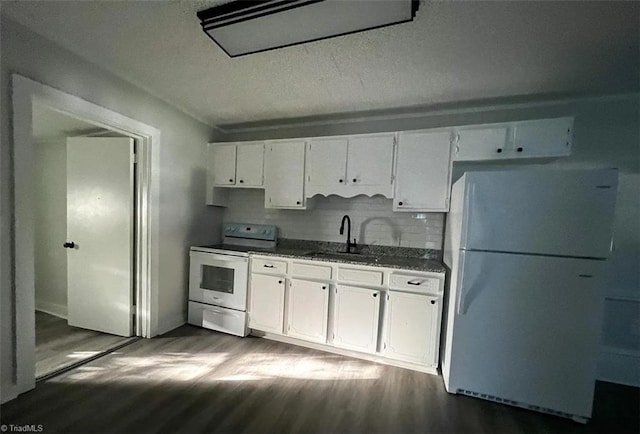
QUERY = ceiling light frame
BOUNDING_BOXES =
[197,0,420,58]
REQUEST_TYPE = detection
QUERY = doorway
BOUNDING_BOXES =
[31,103,139,378]
[11,75,161,400]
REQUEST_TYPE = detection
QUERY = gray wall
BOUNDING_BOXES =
[1,16,223,401]
[219,95,640,385]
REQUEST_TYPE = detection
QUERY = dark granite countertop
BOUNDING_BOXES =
[250,239,446,274]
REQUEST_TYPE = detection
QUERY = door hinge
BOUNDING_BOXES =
[384,342,387,350]
[131,152,138,164]
[387,294,390,301]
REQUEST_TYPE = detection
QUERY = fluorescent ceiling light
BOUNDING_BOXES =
[197,0,419,57]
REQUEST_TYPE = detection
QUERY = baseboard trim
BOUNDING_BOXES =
[598,347,640,387]
[35,300,67,319]
[253,330,438,375]
[157,313,186,336]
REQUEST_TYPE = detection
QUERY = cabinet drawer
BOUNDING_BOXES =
[389,273,442,295]
[251,257,287,275]
[291,262,332,280]
[337,267,383,286]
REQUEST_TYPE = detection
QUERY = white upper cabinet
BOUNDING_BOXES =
[211,143,237,186]
[512,117,573,158]
[394,130,453,212]
[455,127,509,161]
[306,138,348,191]
[264,139,306,209]
[236,143,264,186]
[305,133,395,198]
[454,117,573,161]
[210,142,264,187]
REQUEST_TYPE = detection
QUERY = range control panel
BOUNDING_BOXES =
[223,223,278,242]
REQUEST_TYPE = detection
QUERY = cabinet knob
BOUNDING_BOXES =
[239,179,244,183]
[63,241,75,249]
[322,285,326,290]
[373,293,378,298]
[296,201,301,205]
[430,300,436,305]
[339,179,343,183]
[516,147,523,152]
[278,280,283,284]
[398,201,403,206]
[496,148,503,153]
[352,178,357,183]
[229,178,234,182]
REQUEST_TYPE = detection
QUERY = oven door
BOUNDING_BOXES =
[189,251,248,311]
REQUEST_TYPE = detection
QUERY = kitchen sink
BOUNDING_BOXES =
[303,251,380,263]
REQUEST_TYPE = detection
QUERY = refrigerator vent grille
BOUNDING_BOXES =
[456,389,578,420]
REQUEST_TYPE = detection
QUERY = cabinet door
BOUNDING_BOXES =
[287,279,329,343]
[264,140,306,208]
[454,127,509,161]
[211,143,237,186]
[333,285,381,353]
[384,292,441,366]
[248,273,286,334]
[512,117,573,158]
[347,134,394,187]
[394,131,453,212]
[236,142,264,187]
[306,138,347,193]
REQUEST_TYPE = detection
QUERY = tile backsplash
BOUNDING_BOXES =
[222,189,445,250]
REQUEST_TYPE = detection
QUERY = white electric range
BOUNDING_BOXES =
[188,223,278,337]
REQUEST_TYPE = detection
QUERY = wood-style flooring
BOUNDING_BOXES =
[4,325,638,434]
[36,310,137,378]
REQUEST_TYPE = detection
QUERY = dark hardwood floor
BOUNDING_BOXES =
[35,310,137,378]
[4,325,638,434]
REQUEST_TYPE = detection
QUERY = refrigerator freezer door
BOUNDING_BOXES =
[446,250,607,418]
[460,169,618,258]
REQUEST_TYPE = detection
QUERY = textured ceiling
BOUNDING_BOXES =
[4,1,639,127]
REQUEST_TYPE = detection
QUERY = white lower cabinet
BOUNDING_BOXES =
[332,284,381,354]
[286,278,329,343]
[248,273,286,334]
[383,291,441,366]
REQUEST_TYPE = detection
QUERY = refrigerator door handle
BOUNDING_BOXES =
[456,252,467,315]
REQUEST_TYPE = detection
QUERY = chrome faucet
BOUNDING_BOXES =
[339,215,357,253]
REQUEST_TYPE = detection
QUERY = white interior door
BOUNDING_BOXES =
[66,137,134,337]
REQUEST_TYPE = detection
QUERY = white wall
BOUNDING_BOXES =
[224,190,444,250]
[33,139,68,318]
[1,16,222,402]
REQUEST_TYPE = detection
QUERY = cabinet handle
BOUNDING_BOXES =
[398,201,403,206]
[407,280,423,286]
[517,147,524,152]
[239,179,244,183]
[322,285,327,290]
[496,148,503,153]
[430,300,436,305]
[63,241,75,249]
[339,179,343,183]
[352,178,357,183]
[229,178,234,182]
[278,280,283,284]
[373,293,378,298]
[296,201,301,205]
[263,264,275,268]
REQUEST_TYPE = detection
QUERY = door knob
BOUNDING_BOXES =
[63,242,75,249]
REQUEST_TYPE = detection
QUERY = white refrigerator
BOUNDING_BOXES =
[442,168,618,423]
